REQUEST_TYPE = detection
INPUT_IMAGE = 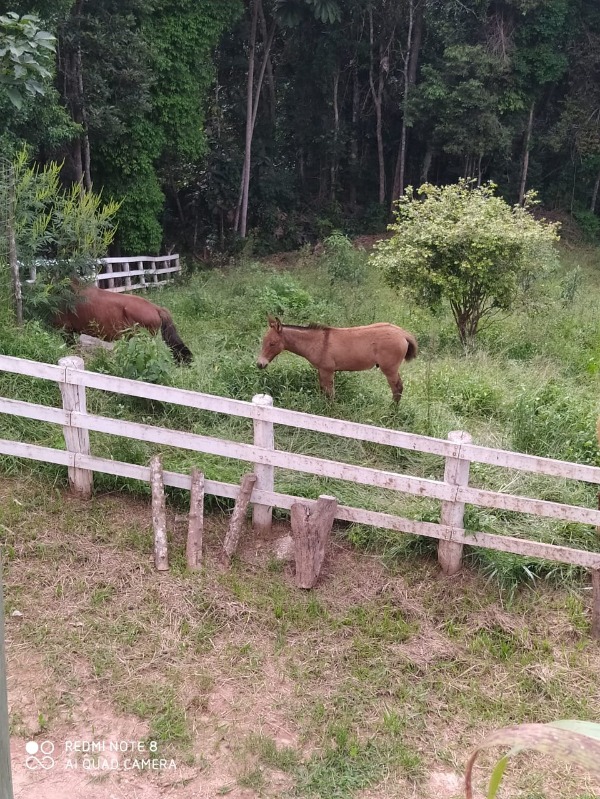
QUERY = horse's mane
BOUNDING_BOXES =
[284,322,331,331]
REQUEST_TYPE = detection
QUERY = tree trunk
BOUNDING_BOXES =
[330,69,340,202]
[235,0,276,238]
[349,65,360,208]
[391,0,424,209]
[7,168,22,328]
[590,165,600,214]
[368,10,386,206]
[421,143,433,183]
[60,1,89,187]
[258,0,276,128]
[235,0,259,237]
[518,101,535,206]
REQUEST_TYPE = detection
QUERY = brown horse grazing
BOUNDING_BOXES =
[54,285,193,364]
[257,316,417,401]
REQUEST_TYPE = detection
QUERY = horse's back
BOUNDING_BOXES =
[325,323,415,370]
[58,286,162,339]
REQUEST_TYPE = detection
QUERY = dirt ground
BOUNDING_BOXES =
[4,482,599,799]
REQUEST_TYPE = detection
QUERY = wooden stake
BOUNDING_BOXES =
[187,468,204,570]
[150,455,169,571]
[291,495,337,589]
[591,569,600,640]
[221,473,257,567]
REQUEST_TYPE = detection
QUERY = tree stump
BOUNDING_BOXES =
[187,468,204,570]
[220,473,257,567]
[291,495,337,589]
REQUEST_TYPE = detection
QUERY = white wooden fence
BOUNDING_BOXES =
[25,254,181,293]
[95,254,181,292]
[0,352,599,635]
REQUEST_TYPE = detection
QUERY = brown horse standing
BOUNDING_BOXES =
[257,316,417,401]
[54,284,193,364]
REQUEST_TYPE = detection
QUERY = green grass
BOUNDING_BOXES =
[1,244,600,581]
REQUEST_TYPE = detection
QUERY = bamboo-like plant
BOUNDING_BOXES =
[4,147,121,324]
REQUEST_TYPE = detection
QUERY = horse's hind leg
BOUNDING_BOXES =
[318,368,335,399]
[382,368,403,402]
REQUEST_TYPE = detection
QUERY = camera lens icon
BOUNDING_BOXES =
[25,740,55,770]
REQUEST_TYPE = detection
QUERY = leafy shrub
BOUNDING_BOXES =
[559,266,583,306]
[258,274,315,318]
[372,180,560,345]
[103,329,174,385]
[572,208,600,242]
[321,231,367,285]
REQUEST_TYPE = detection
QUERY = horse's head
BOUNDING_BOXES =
[257,315,284,368]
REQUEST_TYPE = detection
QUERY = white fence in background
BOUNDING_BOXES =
[95,254,181,292]
[25,254,181,293]
[0,352,598,634]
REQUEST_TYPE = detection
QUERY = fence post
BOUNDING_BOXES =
[438,430,472,576]
[0,557,14,799]
[252,393,274,535]
[58,356,93,499]
[106,261,114,289]
[124,260,132,290]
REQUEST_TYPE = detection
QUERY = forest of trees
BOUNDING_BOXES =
[1,0,599,257]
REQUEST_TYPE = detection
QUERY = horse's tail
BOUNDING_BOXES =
[404,332,418,362]
[158,308,193,364]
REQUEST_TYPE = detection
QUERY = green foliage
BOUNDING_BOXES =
[510,381,598,464]
[8,147,121,323]
[107,329,174,385]
[465,721,600,799]
[0,12,55,108]
[258,274,315,318]
[321,231,366,285]
[275,0,341,27]
[372,181,560,345]
[559,266,583,305]
[572,209,600,242]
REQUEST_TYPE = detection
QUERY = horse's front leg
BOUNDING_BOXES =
[318,368,335,399]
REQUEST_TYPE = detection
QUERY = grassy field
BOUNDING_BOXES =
[1,241,600,797]
[1,241,600,588]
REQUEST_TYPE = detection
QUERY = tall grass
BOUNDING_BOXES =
[1,244,600,587]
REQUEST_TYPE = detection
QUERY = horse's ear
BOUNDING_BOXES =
[268,315,282,332]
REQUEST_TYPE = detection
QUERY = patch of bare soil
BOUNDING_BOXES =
[3,480,600,799]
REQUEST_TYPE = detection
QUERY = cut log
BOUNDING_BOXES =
[150,455,168,571]
[187,468,204,570]
[291,495,337,589]
[220,473,257,567]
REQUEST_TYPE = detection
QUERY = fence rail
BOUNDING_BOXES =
[25,254,181,293]
[0,352,598,632]
[95,254,180,291]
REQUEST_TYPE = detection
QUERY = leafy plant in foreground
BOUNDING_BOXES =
[465,720,600,799]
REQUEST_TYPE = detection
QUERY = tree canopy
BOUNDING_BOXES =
[0,0,598,254]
